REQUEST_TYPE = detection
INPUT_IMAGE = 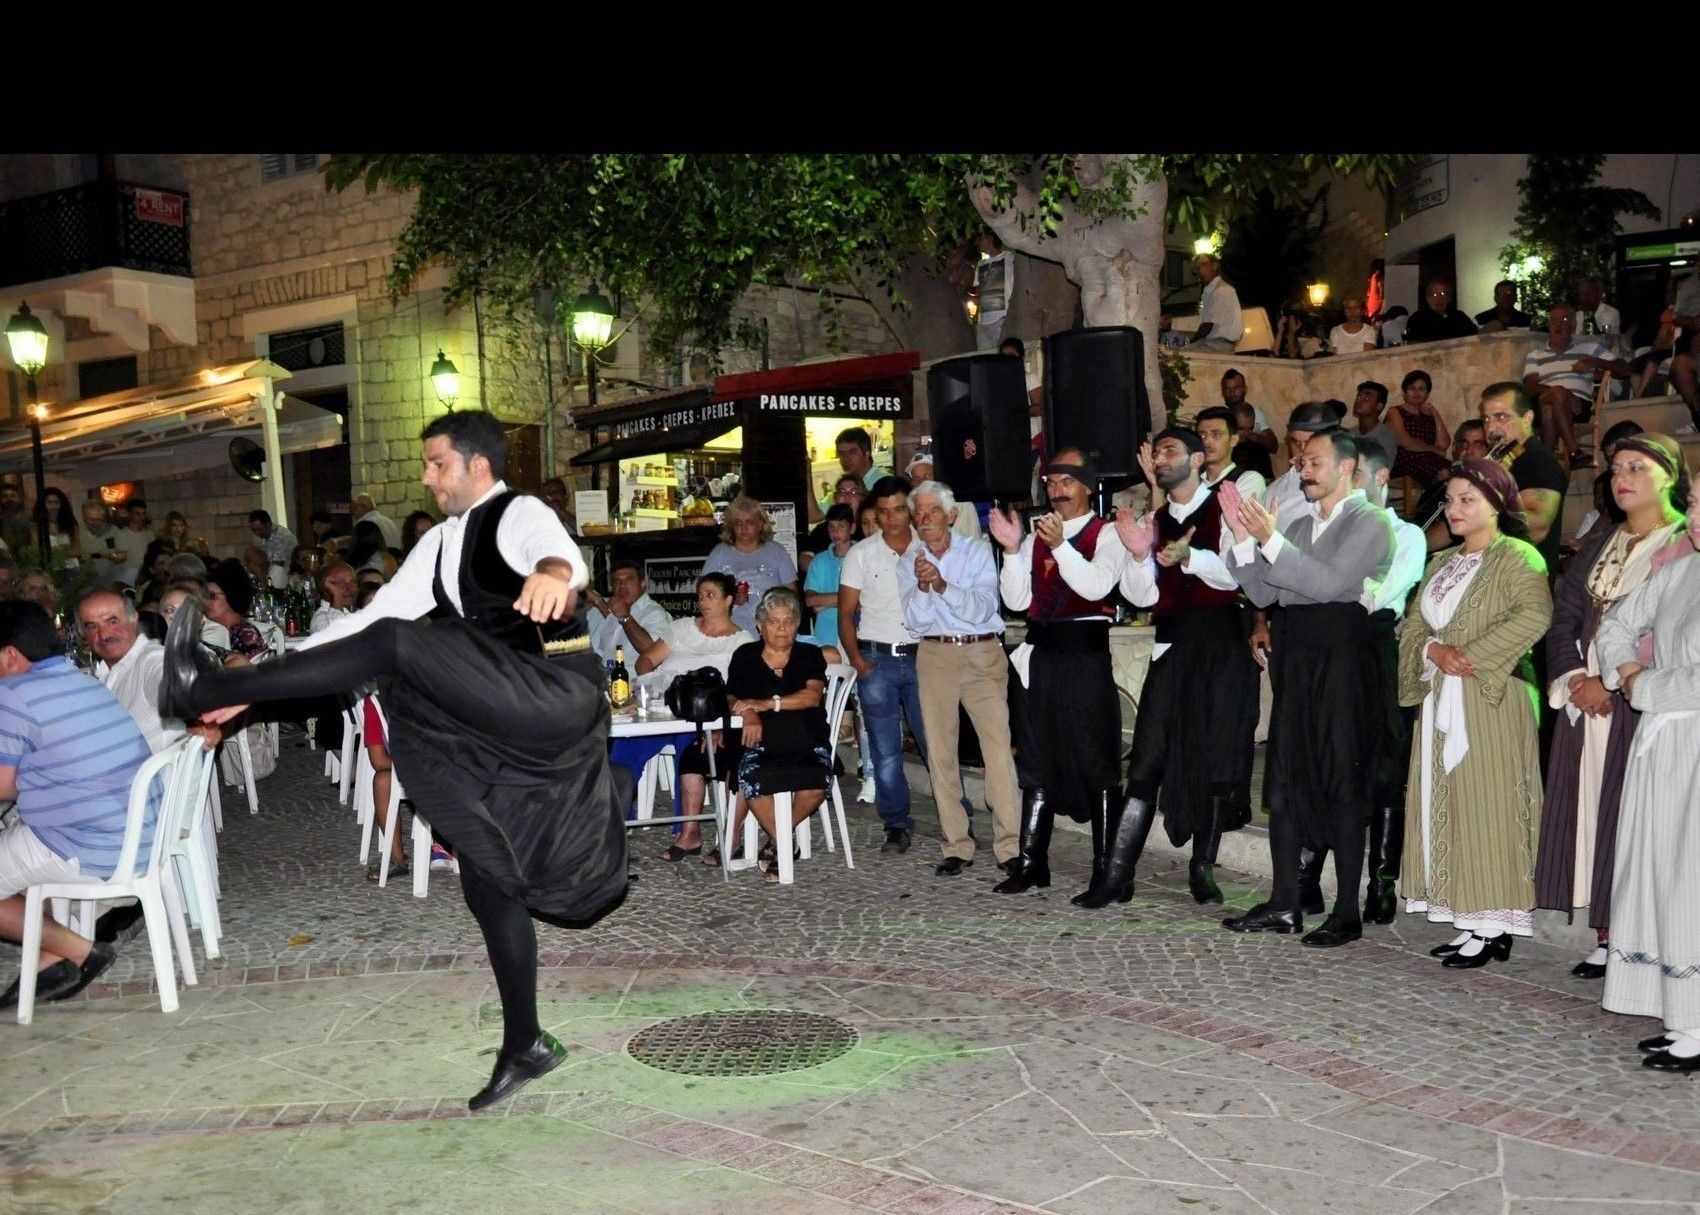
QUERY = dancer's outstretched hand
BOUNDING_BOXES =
[516,571,577,622]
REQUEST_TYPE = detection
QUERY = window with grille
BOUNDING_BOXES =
[266,322,346,372]
[77,355,138,398]
[259,154,320,184]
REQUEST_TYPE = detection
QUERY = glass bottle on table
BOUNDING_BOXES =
[609,644,632,708]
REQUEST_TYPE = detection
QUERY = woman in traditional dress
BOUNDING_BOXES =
[1596,480,1700,1072]
[1536,434,1688,978]
[1398,459,1552,968]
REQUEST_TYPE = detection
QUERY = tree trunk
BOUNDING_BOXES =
[969,156,1171,426]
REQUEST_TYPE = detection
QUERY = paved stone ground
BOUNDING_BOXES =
[2,734,1698,1214]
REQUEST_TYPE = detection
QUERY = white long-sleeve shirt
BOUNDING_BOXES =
[1119,487,1240,661]
[302,480,588,652]
[1363,512,1426,618]
[998,512,1127,616]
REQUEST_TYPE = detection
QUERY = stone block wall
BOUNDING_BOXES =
[1175,331,1547,472]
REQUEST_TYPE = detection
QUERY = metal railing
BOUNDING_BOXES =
[0,179,191,287]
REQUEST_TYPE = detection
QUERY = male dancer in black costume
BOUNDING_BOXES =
[161,411,626,1111]
[1075,426,1259,908]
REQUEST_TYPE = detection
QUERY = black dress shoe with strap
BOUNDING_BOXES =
[1441,934,1513,969]
[1300,913,1363,949]
[1222,903,1302,934]
[469,1031,567,1112]
[1641,1049,1700,1073]
[1638,1033,1676,1053]
[934,856,972,876]
[1429,939,1466,958]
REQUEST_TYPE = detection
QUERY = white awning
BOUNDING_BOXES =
[0,359,329,530]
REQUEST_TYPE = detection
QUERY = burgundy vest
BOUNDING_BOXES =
[1029,515,1116,622]
[1152,491,1240,617]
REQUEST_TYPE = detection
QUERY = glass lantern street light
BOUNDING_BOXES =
[1306,282,1330,308]
[429,349,460,409]
[7,302,52,559]
[570,286,616,409]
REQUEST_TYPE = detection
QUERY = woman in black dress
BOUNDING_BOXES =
[726,587,831,881]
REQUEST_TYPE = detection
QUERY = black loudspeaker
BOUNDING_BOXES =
[1042,326,1152,477]
[928,354,1032,501]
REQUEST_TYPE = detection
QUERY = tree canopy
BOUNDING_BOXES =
[1499,153,1660,317]
[324,153,1418,367]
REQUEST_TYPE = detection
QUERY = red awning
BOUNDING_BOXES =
[711,352,920,403]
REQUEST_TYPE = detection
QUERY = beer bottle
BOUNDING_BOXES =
[609,644,632,707]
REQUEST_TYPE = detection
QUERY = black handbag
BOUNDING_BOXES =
[665,667,729,724]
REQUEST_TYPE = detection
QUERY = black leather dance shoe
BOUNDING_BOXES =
[1638,1034,1676,1053]
[1571,957,1607,979]
[1429,939,1465,958]
[469,1031,567,1112]
[1441,934,1513,969]
[158,598,221,721]
[1222,903,1302,934]
[1641,1049,1700,1073]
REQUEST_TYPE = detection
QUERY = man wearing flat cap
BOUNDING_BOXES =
[1218,429,1395,948]
[988,449,1128,896]
[1072,426,1259,909]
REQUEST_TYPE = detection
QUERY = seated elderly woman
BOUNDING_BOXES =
[160,580,231,651]
[724,587,832,881]
[636,571,754,862]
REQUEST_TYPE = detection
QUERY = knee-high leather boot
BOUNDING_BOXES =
[993,789,1052,894]
[1189,795,1226,904]
[1296,844,1327,916]
[1070,794,1113,905]
[1365,804,1403,924]
[1073,793,1151,909]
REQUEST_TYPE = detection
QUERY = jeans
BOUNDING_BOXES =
[858,648,976,832]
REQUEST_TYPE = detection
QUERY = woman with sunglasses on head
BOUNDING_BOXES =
[1536,435,1689,980]
[1593,473,1700,1072]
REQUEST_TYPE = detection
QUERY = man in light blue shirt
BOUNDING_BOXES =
[897,481,1020,877]
[0,601,144,1006]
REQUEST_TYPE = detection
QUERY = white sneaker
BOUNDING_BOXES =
[857,777,876,804]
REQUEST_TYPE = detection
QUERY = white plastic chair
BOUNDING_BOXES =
[17,742,202,1023]
[165,742,222,960]
[365,696,433,898]
[735,664,857,886]
[332,703,362,809]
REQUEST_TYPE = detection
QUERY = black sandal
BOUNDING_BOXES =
[660,843,702,862]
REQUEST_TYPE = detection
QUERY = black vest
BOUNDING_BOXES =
[431,490,585,655]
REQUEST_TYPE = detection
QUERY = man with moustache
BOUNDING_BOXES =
[1291,442,1428,923]
[1219,430,1394,947]
[988,448,1127,896]
[1075,427,1258,908]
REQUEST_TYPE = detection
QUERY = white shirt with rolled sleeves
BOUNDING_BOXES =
[300,480,588,652]
[839,531,922,646]
[587,593,674,664]
[1363,512,1427,618]
[1118,487,1241,661]
[1198,277,1245,344]
[998,512,1127,687]
[897,534,1003,638]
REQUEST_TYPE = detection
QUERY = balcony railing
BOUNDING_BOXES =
[0,179,191,288]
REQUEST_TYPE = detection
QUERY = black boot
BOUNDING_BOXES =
[1296,845,1327,916]
[1188,796,1226,905]
[1364,805,1403,925]
[1073,794,1153,910]
[1070,794,1113,905]
[993,789,1053,894]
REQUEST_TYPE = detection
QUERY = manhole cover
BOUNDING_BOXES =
[627,1009,859,1077]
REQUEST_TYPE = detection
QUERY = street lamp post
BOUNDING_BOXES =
[6,303,51,559]
[429,349,460,410]
[571,286,615,410]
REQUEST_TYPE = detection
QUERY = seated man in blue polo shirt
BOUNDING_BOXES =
[0,601,153,1007]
